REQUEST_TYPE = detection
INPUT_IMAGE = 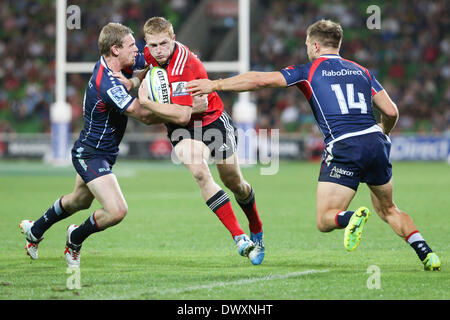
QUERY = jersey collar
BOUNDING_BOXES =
[100,56,114,74]
[319,54,341,59]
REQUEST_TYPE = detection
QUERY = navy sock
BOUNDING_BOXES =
[410,241,433,261]
[406,231,433,261]
[70,213,102,246]
[335,210,354,228]
[32,197,71,239]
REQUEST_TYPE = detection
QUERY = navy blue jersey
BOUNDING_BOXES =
[280,54,384,145]
[74,54,146,155]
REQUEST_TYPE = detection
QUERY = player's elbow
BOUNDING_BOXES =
[177,117,190,126]
[175,108,191,126]
[374,91,399,120]
[384,102,399,120]
[137,111,153,125]
[141,116,153,126]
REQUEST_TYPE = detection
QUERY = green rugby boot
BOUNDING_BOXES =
[344,207,371,252]
[423,252,441,271]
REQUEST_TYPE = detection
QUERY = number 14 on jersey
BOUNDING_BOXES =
[331,83,368,114]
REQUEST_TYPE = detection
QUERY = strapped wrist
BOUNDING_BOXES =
[215,79,223,91]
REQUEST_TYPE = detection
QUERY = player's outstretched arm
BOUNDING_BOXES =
[187,71,287,96]
[372,90,399,135]
[138,80,191,125]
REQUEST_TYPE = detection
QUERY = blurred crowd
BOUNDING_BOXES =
[0,0,448,136]
[0,0,194,134]
[250,0,450,136]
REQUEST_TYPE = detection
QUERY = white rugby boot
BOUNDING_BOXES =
[234,234,255,258]
[19,220,43,260]
[65,224,82,268]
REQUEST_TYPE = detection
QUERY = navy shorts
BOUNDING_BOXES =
[71,142,117,184]
[167,111,238,160]
[319,132,392,191]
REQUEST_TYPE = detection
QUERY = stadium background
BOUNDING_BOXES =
[0,0,449,302]
[0,0,448,162]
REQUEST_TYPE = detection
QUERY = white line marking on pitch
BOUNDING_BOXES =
[154,269,330,295]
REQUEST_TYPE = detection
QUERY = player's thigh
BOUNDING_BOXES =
[173,138,215,183]
[316,181,356,215]
[173,138,211,166]
[86,173,127,216]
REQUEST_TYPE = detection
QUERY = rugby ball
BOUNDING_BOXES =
[145,66,171,104]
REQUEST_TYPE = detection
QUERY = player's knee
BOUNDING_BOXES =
[76,196,94,211]
[64,194,93,213]
[316,220,331,233]
[110,203,128,224]
[316,212,334,232]
[191,168,210,185]
[222,175,244,193]
[377,203,398,220]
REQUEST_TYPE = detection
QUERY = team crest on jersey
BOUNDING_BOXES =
[106,85,132,109]
[171,81,189,96]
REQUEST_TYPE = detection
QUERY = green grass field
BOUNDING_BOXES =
[0,160,448,300]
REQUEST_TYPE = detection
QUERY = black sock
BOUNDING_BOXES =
[235,187,255,209]
[32,197,71,239]
[406,231,432,261]
[70,213,102,246]
[235,187,263,234]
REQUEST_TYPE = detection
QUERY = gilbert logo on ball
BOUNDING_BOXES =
[146,67,171,104]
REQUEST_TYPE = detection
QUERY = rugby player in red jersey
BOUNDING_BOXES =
[120,17,264,265]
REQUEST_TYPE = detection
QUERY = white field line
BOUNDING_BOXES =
[153,269,330,296]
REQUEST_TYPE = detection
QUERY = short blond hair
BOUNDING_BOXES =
[307,19,343,48]
[143,17,174,38]
[98,22,133,56]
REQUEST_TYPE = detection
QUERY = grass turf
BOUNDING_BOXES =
[0,160,448,300]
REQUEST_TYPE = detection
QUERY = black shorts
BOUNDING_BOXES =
[167,111,238,160]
